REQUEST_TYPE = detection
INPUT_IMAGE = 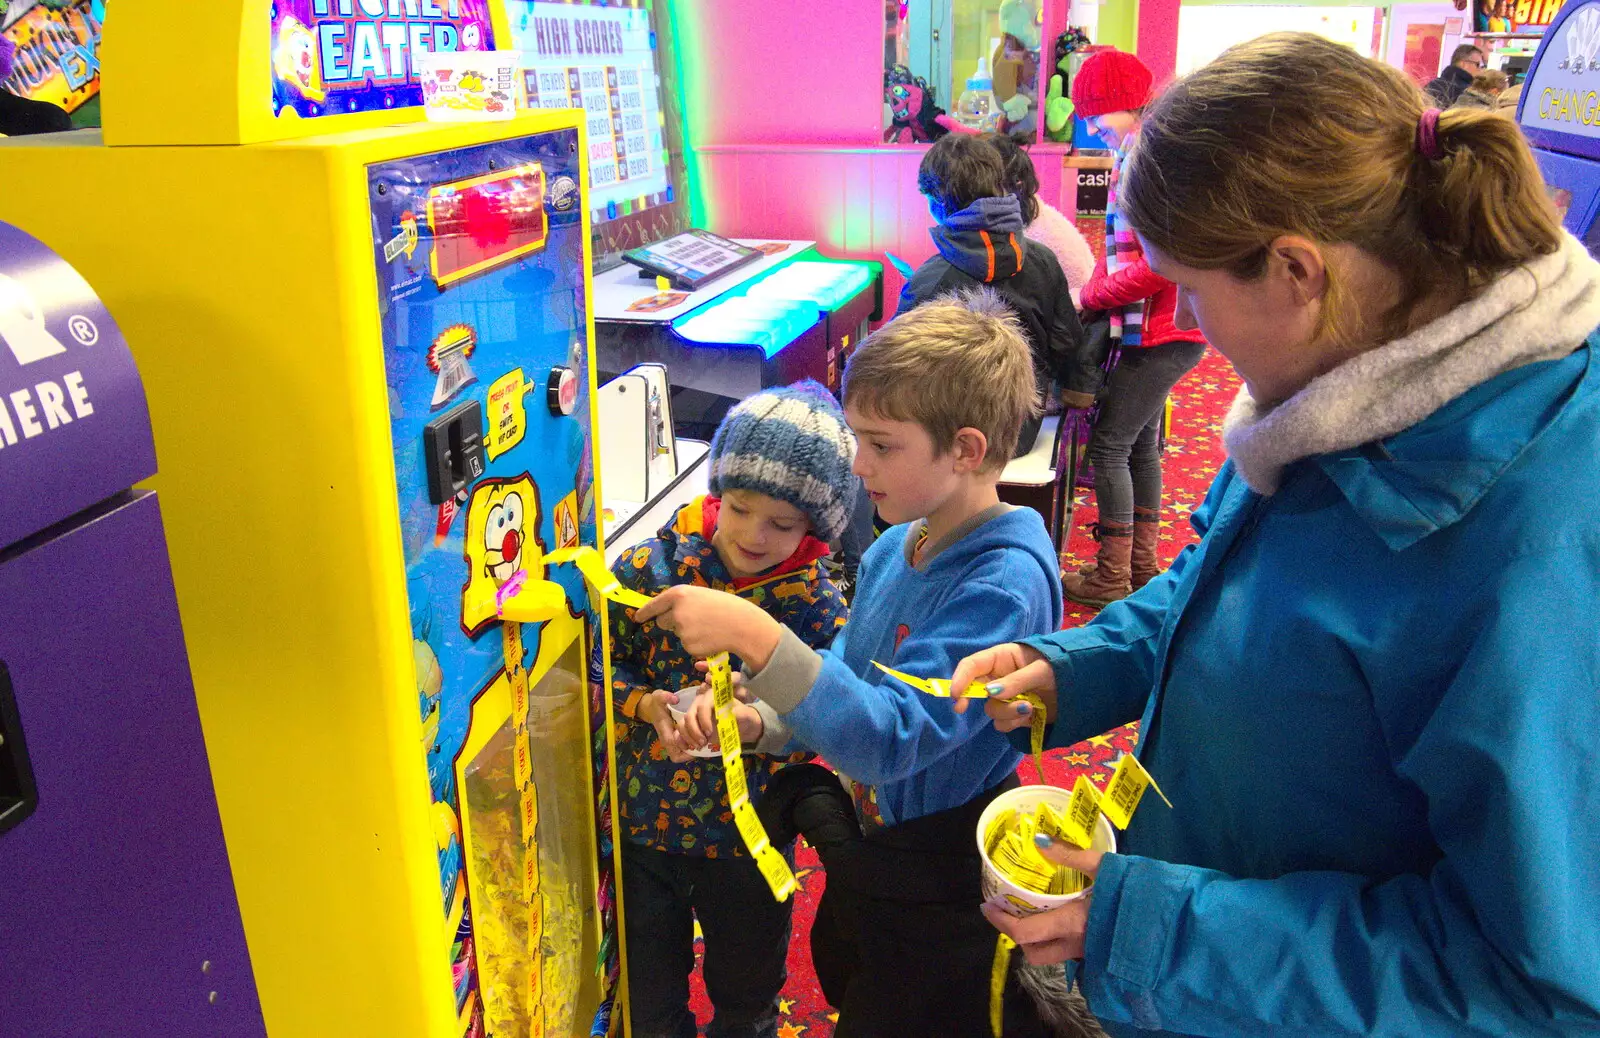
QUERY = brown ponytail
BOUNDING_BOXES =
[1121,32,1562,345]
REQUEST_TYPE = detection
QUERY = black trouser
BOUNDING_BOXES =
[621,841,794,1038]
[809,776,1049,1038]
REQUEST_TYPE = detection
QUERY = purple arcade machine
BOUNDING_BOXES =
[1520,0,1600,248]
[0,221,265,1035]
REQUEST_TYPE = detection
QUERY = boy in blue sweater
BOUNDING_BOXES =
[637,290,1063,1037]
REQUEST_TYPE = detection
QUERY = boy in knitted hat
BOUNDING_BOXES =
[639,292,1064,1036]
[608,379,854,1038]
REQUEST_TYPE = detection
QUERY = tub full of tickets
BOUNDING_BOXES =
[977,784,1115,917]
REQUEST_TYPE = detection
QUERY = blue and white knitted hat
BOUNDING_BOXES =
[708,380,858,541]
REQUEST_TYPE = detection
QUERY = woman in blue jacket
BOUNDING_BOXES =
[952,33,1600,1037]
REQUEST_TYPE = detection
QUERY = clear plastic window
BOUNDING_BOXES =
[461,636,599,1036]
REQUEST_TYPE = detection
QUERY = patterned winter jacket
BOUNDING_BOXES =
[610,495,849,856]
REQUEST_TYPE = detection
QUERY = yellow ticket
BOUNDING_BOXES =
[872,661,990,698]
[520,784,539,845]
[510,665,528,727]
[1026,699,1046,783]
[717,711,743,771]
[706,652,735,710]
[724,749,749,808]
[1063,774,1102,849]
[1099,752,1172,830]
[515,727,533,789]
[753,843,798,900]
[546,546,654,609]
[502,622,524,672]
[733,801,771,855]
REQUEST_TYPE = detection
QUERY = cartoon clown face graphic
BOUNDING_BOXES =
[483,491,526,583]
[274,16,326,102]
[461,475,544,634]
[462,22,485,51]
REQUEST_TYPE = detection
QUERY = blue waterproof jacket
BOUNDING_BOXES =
[1024,340,1600,1036]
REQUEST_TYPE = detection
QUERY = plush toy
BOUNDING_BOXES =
[1044,74,1074,137]
[991,0,1041,136]
[885,64,967,142]
[1044,26,1093,142]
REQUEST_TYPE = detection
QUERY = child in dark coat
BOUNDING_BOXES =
[898,134,1094,455]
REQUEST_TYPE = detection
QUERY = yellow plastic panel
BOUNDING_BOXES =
[0,110,593,1037]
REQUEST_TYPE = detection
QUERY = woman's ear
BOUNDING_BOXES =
[1269,235,1329,307]
[951,427,991,472]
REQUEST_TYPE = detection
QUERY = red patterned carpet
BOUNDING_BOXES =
[685,348,1242,1037]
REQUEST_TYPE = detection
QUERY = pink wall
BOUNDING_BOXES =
[1137,0,1181,86]
[678,0,884,146]
[680,0,1078,307]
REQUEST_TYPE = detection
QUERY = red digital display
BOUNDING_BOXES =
[427,163,549,287]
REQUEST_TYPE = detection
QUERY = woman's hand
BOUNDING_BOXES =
[981,842,1106,964]
[950,642,1058,731]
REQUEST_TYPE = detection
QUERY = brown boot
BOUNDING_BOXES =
[1062,521,1133,608]
[1131,507,1162,590]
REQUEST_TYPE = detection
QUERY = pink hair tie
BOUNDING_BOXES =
[1417,108,1444,161]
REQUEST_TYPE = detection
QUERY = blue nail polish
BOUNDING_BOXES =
[1016,701,1031,715]
[1033,833,1053,849]
[984,681,1006,695]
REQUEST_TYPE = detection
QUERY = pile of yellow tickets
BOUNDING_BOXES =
[983,801,1090,896]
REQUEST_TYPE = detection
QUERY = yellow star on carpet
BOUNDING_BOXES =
[777,1023,807,1038]
[828,1012,840,1024]
[779,998,795,1015]
[1087,733,1116,748]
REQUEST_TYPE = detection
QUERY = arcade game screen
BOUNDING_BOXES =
[505,0,690,268]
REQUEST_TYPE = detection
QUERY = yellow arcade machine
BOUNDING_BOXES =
[0,2,627,1035]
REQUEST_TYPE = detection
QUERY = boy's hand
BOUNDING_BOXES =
[950,642,1057,731]
[633,585,783,669]
[692,660,757,702]
[682,686,766,752]
[636,689,692,760]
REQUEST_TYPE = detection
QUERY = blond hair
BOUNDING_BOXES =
[843,289,1039,470]
[1471,68,1508,94]
[1121,33,1561,346]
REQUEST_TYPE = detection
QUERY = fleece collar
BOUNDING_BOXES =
[1224,232,1600,498]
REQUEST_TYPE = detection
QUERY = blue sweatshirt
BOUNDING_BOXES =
[747,504,1062,828]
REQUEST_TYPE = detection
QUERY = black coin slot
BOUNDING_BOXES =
[423,398,487,504]
[0,660,38,838]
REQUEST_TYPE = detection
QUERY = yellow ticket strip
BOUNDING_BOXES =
[545,546,653,609]
[706,653,797,901]
[990,934,1017,1037]
[872,661,1048,781]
